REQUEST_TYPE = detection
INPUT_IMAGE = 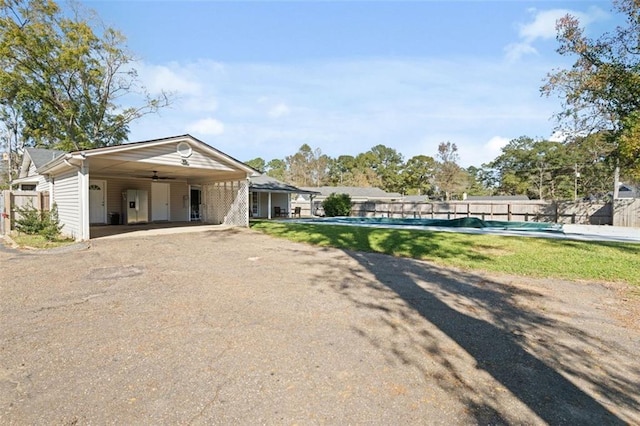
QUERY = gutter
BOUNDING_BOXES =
[39,152,84,174]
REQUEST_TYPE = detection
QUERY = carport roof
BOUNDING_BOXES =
[38,134,258,182]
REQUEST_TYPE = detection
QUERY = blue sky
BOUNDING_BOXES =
[83,0,617,167]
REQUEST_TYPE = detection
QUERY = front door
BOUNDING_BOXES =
[151,182,170,221]
[89,180,106,224]
[190,187,201,221]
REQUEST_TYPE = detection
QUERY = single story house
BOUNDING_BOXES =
[618,183,638,199]
[297,186,403,202]
[249,174,319,219]
[294,186,403,216]
[12,135,258,241]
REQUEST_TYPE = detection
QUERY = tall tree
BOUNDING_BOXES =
[356,144,404,192]
[265,158,286,181]
[487,136,585,200]
[0,0,170,152]
[244,157,266,173]
[465,166,493,196]
[401,155,436,196]
[308,147,330,187]
[434,142,466,201]
[285,144,330,187]
[327,155,356,185]
[541,0,640,178]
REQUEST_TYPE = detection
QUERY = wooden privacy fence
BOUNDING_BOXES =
[348,200,613,225]
[1,190,50,234]
[612,199,640,227]
[290,199,622,226]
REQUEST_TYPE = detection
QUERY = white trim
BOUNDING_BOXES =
[79,162,90,241]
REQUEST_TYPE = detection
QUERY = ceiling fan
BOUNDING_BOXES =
[135,170,176,181]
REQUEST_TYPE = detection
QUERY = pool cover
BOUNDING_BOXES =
[314,216,564,232]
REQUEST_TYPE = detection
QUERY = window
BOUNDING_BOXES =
[251,192,258,215]
[20,184,36,191]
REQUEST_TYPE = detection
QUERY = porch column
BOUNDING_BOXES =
[268,192,272,219]
[286,194,291,218]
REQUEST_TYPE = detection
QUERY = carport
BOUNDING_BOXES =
[36,135,256,241]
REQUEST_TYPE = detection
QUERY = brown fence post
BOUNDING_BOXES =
[507,203,512,221]
[2,190,10,234]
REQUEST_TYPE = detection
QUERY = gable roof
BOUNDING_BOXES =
[18,147,66,178]
[26,147,66,169]
[37,134,257,180]
[250,175,320,194]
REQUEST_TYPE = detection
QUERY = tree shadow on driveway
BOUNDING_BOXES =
[310,247,639,425]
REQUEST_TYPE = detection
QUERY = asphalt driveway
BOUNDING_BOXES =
[1,227,639,424]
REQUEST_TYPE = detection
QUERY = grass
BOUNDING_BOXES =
[250,220,640,287]
[8,232,76,250]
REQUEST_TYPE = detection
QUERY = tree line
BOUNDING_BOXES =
[1,0,639,198]
[245,131,623,201]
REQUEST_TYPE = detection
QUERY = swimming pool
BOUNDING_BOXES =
[295,216,564,232]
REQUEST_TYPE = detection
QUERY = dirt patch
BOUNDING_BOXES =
[1,228,638,424]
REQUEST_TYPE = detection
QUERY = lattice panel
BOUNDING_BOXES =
[201,180,249,227]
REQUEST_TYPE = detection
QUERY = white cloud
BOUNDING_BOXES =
[268,102,291,118]
[519,9,572,42]
[186,117,225,136]
[507,6,608,61]
[127,57,563,167]
[137,62,201,95]
[504,42,539,62]
[483,136,510,161]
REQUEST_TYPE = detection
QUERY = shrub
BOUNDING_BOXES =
[14,202,63,241]
[322,193,352,217]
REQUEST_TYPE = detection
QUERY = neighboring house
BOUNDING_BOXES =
[249,174,319,219]
[405,194,531,202]
[297,186,403,202]
[618,183,638,199]
[402,195,430,203]
[463,195,530,201]
[296,186,403,216]
[12,147,66,191]
[11,134,257,241]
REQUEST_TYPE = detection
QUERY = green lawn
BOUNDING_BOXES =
[7,232,75,250]
[250,220,640,287]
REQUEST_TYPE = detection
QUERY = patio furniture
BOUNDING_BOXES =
[274,206,288,217]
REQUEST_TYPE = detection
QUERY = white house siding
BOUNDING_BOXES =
[25,163,49,191]
[35,175,49,192]
[53,170,81,240]
[105,144,238,172]
[94,177,189,223]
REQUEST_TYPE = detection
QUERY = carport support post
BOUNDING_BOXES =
[79,162,90,241]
